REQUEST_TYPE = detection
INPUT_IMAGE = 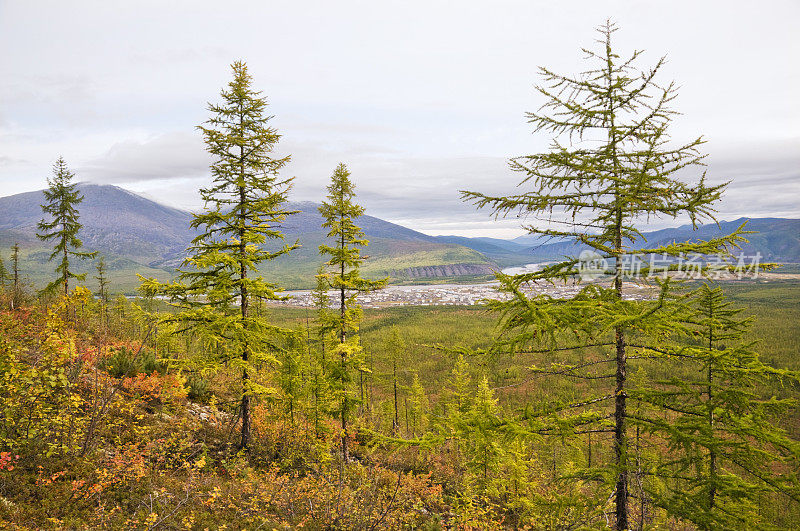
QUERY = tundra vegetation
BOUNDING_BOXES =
[0,24,798,530]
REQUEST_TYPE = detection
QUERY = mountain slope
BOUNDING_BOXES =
[443,218,800,265]
[0,184,197,265]
[0,184,495,291]
[3,184,795,293]
[432,235,532,267]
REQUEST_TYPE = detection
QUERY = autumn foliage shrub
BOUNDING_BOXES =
[0,303,86,458]
[121,372,187,410]
[2,283,798,529]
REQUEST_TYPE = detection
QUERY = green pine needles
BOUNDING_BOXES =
[639,284,800,529]
[37,157,96,297]
[463,21,750,529]
[318,162,387,461]
[10,243,21,310]
[0,254,7,288]
[141,61,298,449]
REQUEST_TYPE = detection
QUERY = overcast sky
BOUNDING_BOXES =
[1,0,798,237]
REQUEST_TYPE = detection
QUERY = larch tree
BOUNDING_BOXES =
[318,162,387,461]
[37,158,96,297]
[10,243,20,310]
[0,254,7,288]
[95,256,109,306]
[642,283,800,528]
[437,353,474,454]
[95,256,110,327]
[386,328,406,435]
[312,264,334,368]
[407,372,429,437]
[141,61,297,449]
[465,375,503,492]
[462,22,744,529]
[0,254,8,309]
[277,341,307,427]
[308,264,335,437]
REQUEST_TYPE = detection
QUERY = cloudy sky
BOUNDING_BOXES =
[1,0,798,238]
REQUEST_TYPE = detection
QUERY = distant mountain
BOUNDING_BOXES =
[0,184,495,292]
[433,235,526,253]
[280,201,437,243]
[438,218,800,266]
[628,218,800,263]
[432,235,531,267]
[511,233,566,247]
[2,184,796,293]
[0,184,197,265]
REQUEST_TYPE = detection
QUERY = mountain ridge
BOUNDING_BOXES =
[0,184,494,291]
[437,218,800,265]
[1,184,797,292]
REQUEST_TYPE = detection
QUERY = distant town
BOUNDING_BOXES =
[273,280,656,309]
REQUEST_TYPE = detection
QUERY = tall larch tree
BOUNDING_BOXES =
[0,254,8,309]
[463,22,744,529]
[312,263,334,368]
[95,256,110,327]
[318,163,386,461]
[95,256,109,305]
[37,157,96,297]
[644,283,800,528]
[0,254,7,288]
[407,371,429,437]
[141,61,297,449]
[10,243,20,310]
[386,328,406,435]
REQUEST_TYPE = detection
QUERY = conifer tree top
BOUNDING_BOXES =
[197,60,291,213]
[463,21,731,254]
[318,163,371,270]
[38,157,84,249]
[37,156,95,294]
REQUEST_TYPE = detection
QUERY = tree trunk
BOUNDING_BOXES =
[404,396,409,434]
[614,320,628,529]
[611,178,629,529]
[63,241,70,321]
[340,230,348,462]
[63,242,69,299]
[613,259,628,529]
[708,325,716,511]
[313,371,320,438]
[393,359,399,435]
[238,155,251,450]
[368,348,374,416]
[609,62,629,528]
[12,244,19,310]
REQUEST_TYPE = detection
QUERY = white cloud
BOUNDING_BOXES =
[0,0,797,237]
[80,132,210,183]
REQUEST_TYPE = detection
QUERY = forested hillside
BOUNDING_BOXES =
[1,280,798,528]
[1,20,798,531]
